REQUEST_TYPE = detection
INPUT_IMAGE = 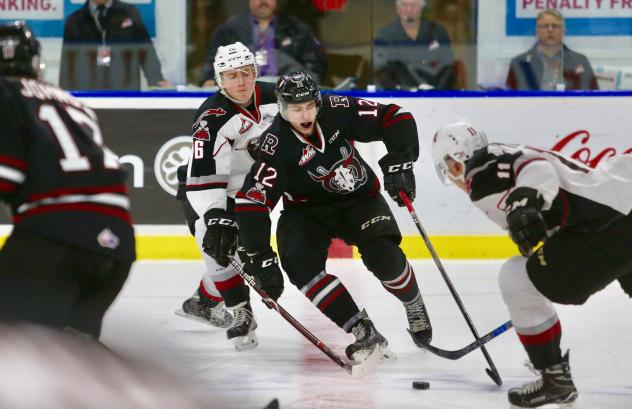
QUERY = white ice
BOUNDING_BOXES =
[102,260,632,409]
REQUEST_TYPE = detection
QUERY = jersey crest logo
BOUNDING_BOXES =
[299,145,316,166]
[308,142,367,194]
[239,118,254,134]
[246,183,267,205]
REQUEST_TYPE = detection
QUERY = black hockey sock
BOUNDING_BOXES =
[360,239,420,303]
[517,320,563,370]
[212,276,249,308]
[300,271,361,330]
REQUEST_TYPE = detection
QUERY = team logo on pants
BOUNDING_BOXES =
[308,142,367,193]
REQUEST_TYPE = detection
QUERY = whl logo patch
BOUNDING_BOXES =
[299,145,316,166]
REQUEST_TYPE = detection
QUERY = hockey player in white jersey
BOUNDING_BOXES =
[175,42,278,351]
[432,122,632,408]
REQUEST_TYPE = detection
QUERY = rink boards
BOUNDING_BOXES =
[1,91,631,259]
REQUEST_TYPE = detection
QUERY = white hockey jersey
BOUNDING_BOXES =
[186,82,278,217]
[464,143,632,232]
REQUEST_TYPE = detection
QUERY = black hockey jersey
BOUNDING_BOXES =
[465,143,632,233]
[0,76,135,262]
[236,94,419,252]
[186,82,278,218]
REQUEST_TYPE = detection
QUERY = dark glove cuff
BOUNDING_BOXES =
[505,187,544,213]
[378,146,417,175]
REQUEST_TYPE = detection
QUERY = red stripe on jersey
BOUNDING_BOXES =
[199,280,223,302]
[26,184,128,202]
[214,274,245,292]
[305,274,334,299]
[559,190,570,227]
[235,205,269,213]
[383,113,413,128]
[0,181,17,192]
[13,203,132,224]
[515,157,547,178]
[235,190,274,207]
[318,286,345,311]
[382,105,398,127]
[0,155,27,170]
[213,140,229,158]
[517,320,561,346]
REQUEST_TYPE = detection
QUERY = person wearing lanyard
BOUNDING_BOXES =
[200,0,325,87]
[60,0,171,90]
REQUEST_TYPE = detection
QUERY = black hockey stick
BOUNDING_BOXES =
[420,320,513,360]
[399,191,504,386]
[230,259,379,378]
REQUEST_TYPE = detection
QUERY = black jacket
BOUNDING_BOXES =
[60,0,165,90]
[373,18,455,90]
[506,44,598,91]
[200,13,326,84]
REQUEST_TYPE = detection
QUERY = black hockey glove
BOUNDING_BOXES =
[202,208,238,267]
[246,247,284,301]
[505,187,547,257]
[378,147,416,207]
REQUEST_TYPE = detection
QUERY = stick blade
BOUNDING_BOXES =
[347,344,380,378]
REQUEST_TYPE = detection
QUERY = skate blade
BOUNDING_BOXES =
[347,344,380,378]
[232,331,259,351]
[509,392,578,409]
[174,309,232,329]
[379,344,397,362]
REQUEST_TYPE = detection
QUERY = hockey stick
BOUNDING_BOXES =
[230,259,380,378]
[398,191,504,386]
[420,320,513,360]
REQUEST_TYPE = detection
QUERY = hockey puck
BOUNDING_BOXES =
[412,381,430,390]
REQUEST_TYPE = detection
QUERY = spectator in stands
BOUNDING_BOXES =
[200,0,326,87]
[60,0,171,90]
[506,9,598,91]
[373,0,456,91]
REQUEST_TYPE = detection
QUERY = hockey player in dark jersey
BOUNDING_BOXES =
[431,121,632,408]
[175,42,279,351]
[236,71,432,362]
[0,22,135,338]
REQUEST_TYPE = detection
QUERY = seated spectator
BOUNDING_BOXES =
[373,0,456,91]
[506,9,598,91]
[200,0,326,87]
[60,0,171,90]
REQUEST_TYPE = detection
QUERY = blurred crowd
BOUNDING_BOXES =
[33,0,614,91]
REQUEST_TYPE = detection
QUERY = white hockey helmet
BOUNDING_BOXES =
[213,41,258,89]
[431,121,488,185]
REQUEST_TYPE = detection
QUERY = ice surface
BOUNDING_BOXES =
[102,260,632,409]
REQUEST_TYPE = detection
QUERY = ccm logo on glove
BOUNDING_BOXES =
[386,161,414,174]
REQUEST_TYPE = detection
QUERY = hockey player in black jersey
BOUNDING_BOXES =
[432,121,632,408]
[236,71,432,361]
[175,42,279,350]
[0,22,135,338]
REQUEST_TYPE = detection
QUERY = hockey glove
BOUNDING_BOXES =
[202,208,238,267]
[246,247,284,301]
[505,187,547,257]
[378,147,416,207]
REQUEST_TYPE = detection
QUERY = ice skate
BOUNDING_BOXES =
[226,301,258,351]
[345,310,395,362]
[175,290,233,328]
[404,293,433,347]
[508,351,578,408]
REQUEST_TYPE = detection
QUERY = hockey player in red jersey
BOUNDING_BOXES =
[175,42,279,351]
[432,121,632,407]
[235,71,432,362]
[0,22,135,338]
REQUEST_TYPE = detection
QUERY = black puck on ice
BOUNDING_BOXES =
[412,381,430,390]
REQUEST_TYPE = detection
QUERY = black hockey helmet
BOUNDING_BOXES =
[0,21,41,79]
[275,71,322,120]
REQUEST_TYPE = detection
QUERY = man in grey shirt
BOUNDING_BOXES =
[506,9,598,91]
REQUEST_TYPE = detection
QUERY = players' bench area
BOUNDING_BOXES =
[2,90,631,259]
